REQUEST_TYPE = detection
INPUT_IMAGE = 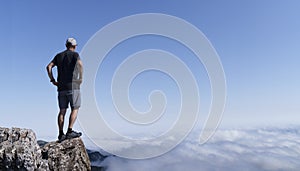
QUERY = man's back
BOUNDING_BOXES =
[52,50,80,91]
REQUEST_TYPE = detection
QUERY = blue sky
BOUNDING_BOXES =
[1,1,300,138]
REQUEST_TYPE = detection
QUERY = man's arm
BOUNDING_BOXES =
[73,59,83,84]
[46,62,58,86]
[77,59,83,83]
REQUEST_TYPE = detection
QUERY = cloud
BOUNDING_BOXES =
[92,127,300,171]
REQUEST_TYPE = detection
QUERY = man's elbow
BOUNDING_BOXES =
[46,65,51,71]
[46,63,54,70]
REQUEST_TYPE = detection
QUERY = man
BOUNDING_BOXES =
[46,38,83,142]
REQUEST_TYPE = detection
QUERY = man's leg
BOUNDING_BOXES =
[66,90,82,138]
[57,109,67,142]
[68,108,78,130]
[58,91,69,138]
[58,109,67,134]
[66,108,82,138]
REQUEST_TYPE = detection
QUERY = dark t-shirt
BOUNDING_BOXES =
[52,50,81,91]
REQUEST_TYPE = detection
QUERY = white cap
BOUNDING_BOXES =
[66,38,77,46]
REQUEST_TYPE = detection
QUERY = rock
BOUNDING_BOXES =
[0,127,44,170]
[42,137,91,171]
[86,149,107,166]
[0,127,92,171]
[91,165,106,171]
[37,140,48,148]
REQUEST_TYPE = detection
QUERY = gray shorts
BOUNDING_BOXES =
[58,90,81,109]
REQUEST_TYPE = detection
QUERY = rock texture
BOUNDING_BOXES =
[42,137,91,171]
[0,127,91,171]
[0,127,45,170]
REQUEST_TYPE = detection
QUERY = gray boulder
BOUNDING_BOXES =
[42,137,91,171]
[0,127,43,170]
[0,127,91,171]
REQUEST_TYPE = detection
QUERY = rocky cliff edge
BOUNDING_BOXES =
[0,127,91,171]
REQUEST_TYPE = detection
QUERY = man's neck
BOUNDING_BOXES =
[67,48,75,52]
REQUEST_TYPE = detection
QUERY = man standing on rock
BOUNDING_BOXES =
[46,38,83,142]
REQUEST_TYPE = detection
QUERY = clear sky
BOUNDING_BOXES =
[1,0,300,139]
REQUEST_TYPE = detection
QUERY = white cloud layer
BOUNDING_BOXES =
[94,127,300,171]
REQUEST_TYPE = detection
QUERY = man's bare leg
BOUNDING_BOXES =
[66,108,82,138]
[68,108,78,129]
[57,109,67,141]
[58,109,67,132]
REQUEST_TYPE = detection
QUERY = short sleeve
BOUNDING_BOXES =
[51,54,58,66]
[75,52,80,60]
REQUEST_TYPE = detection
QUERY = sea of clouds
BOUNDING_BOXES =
[89,127,300,171]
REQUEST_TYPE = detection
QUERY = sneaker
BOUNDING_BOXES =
[57,134,66,143]
[66,130,82,139]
